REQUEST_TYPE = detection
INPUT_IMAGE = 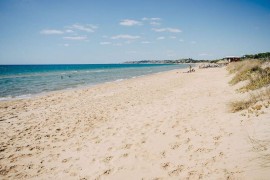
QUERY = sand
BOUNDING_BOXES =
[0,67,270,179]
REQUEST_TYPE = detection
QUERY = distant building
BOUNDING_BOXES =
[224,56,241,62]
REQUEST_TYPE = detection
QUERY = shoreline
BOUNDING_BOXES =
[0,66,188,102]
[1,66,269,179]
[0,67,187,102]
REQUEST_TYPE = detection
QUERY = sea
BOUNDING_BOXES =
[0,64,189,101]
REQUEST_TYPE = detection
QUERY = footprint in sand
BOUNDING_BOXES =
[102,169,113,176]
[187,170,202,179]
[79,177,89,180]
[168,165,184,176]
[170,142,181,150]
[213,136,221,141]
[103,156,113,163]
[121,153,129,158]
[187,145,194,151]
[194,148,212,153]
[219,152,224,157]
[152,177,163,180]
[124,144,132,149]
[160,151,166,158]
[213,135,222,146]
[161,162,171,170]
[62,157,72,163]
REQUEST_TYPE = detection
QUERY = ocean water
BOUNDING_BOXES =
[0,64,189,100]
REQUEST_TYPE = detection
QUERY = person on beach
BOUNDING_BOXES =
[183,65,195,73]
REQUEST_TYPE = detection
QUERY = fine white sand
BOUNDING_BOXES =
[0,67,270,179]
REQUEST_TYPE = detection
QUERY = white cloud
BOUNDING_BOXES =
[142,17,161,21]
[111,34,140,40]
[141,41,151,44]
[142,17,162,26]
[119,19,142,26]
[69,24,98,32]
[41,23,98,35]
[179,39,184,42]
[40,29,64,35]
[63,36,87,40]
[151,18,161,21]
[169,36,177,39]
[100,41,112,45]
[153,28,182,33]
[190,41,197,44]
[65,29,74,33]
[157,36,165,40]
[150,21,161,26]
[63,43,69,47]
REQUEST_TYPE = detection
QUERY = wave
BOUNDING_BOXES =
[85,70,107,73]
[0,69,110,79]
[114,79,124,82]
[0,96,12,101]
[0,64,188,101]
[0,94,32,101]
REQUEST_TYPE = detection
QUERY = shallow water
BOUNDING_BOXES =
[0,64,189,100]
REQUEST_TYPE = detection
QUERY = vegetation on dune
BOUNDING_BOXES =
[227,60,270,92]
[227,59,270,112]
[228,54,270,169]
[228,60,262,85]
[242,52,270,60]
[242,67,270,91]
[229,88,270,113]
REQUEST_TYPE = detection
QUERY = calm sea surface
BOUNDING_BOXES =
[0,64,189,100]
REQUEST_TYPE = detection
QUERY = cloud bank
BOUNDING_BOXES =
[119,19,142,26]
[40,29,64,35]
[153,28,182,33]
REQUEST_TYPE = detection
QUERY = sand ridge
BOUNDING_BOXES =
[0,67,270,179]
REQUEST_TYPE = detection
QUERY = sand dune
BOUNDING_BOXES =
[1,67,270,179]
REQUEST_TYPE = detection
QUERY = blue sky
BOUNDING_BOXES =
[0,0,270,64]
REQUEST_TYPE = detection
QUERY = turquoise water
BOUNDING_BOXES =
[0,64,189,100]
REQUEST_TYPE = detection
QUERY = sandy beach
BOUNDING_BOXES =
[0,67,270,179]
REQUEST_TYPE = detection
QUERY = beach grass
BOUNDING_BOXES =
[228,60,270,112]
[229,89,270,112]
[228,60,270,169]
[227,59,262,75]
[240,67,270,92]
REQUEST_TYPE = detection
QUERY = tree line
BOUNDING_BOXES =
[242,52,270,60]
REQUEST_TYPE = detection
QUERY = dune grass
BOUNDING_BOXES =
[227,59,262,75]
[241,67,270,91]
[227,60,270,112]
[227,60,270,92]
[229,60,270,170]
[229,88,270,113]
